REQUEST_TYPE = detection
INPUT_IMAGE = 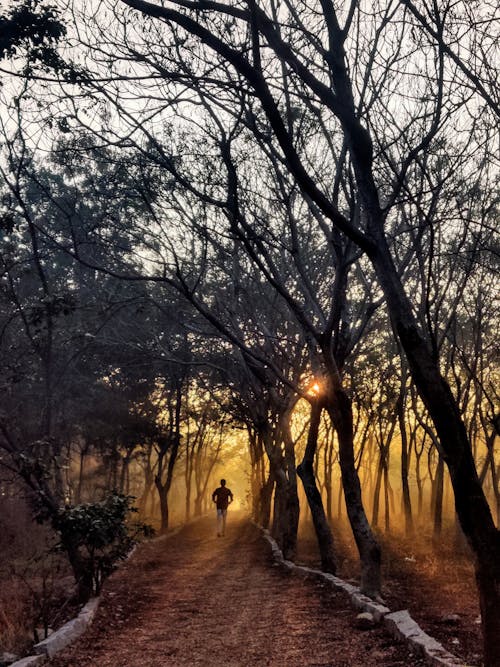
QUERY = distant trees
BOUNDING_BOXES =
[0,134,219,587]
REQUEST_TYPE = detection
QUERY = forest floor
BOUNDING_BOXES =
[298,522,481,666]
[50,514,426,667]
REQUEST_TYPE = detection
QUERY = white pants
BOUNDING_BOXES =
[217,508,227,535]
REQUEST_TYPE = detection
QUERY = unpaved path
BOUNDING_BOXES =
[51,516,423,667]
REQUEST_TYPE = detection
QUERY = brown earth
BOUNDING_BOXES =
[50,515,425,667]
[297,522,482,666]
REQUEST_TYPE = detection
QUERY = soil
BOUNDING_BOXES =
[50,514,425,667]
[297,521,482,666]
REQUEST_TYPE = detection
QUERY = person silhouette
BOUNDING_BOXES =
[212,479,234,537]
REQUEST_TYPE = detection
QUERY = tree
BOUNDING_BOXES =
[2,0,499,659]
[56,2,497,660]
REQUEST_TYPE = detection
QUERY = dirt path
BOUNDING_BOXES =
[51,516,424,667]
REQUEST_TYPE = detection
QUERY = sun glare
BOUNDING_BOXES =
[308,382,322,396]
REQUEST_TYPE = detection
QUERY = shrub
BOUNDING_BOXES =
[53,492,154,599]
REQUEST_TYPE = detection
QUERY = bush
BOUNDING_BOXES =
[53,492,154,598]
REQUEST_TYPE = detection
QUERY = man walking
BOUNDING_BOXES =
[212,479,234,537]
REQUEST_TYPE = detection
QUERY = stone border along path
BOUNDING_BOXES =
[8,524,188,667]
[10,519,473,667]
[259,527,473,667]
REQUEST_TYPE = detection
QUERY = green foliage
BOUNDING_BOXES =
[53,493,154,595]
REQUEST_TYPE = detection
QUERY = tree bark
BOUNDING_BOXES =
[325,388,381,598]
[271,468,299,560]
[397,392,414,535]
[369,240,500,663]
[258,471,274,529]
[297,400,336,573]
[371,456,383,529]
[433,454,444,541]
[261,410,300,561]
[155,478,169,533]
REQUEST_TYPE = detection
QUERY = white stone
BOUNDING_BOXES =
[384,610,462,666]
[351,592,390,622]
[256,524,465,667]
[34,617,86,658]
[356,612,375,629]
[79,597,100,622]
[9,657,45,667]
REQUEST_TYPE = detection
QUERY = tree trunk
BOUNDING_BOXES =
[258,471,274,529]
[325,477,333,521]
[139,474,153,518]
[194,495,203,517]
[383,463,390,533]
[271,465,299,560]
[433,454,444,541]
[184,474,191,522]
[63,536,93,603]
[297,400,336,573]
[155,478,169,533]
[477,562,500,667]
[372,456,383,529]
[324,439,334,521]
[76,449,86,504]
[119,455,129,494]
[185,485,191,522]
[259,411,300,562]
[337,479,343,519]
[397,393,414,535]
[325,389,381,598]
[281,415,300,558]
[369,241,500,663]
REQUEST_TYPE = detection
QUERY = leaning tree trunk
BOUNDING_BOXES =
[368,239,500,665]
[325,387,382,598]
[328,53,500,656]
[297,399,336,573]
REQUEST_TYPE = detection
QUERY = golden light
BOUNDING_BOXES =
[308,381,322,397]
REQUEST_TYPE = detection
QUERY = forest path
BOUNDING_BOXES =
[50,515,422,667]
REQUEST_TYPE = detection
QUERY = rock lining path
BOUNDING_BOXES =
[51,516,424,666]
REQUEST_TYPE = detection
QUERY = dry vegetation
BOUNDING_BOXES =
[297,519,481,665]
[0,495,77,658]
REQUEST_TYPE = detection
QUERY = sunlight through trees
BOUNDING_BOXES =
[0,1,498,663]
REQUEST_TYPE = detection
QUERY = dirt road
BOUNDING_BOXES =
[51,516,422,666]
